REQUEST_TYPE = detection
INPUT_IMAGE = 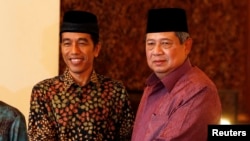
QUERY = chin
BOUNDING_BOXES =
[153,68,168,73]
[69,68,84,73]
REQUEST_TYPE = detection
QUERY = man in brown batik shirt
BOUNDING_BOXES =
[28,10,134,141]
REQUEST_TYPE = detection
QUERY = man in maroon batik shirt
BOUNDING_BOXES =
[132,8,222,141]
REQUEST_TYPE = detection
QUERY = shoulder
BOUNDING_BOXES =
[176,67,218,95]
[186,67,216,86]
[0,101,25,119]
[32,75,60,89]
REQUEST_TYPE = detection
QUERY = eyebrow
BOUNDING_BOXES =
[146,38,172,42]
[61,37,89,42]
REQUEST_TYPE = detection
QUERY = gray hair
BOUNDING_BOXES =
[175,32,190,44]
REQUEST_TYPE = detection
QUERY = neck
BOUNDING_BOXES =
[70,69,93,86]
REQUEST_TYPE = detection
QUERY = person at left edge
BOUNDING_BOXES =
[28,10,135,141]
[0,101,29,141]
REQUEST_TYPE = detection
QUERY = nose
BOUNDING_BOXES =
[71,43,80,54]
[153,44,163,55]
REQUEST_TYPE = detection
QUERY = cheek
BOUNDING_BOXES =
[85,50,97,60]
[61,52,68,62]
[146,50,152,60]
[167,51,176,59]
[168,49,186,64]
[166,48,181,58]
[61,47,68,54]
[60,48,71,61]
[60,48,66,56]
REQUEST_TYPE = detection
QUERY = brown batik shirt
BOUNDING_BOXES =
[28,69,135,141]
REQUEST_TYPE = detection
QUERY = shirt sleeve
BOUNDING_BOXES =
[10,114,29,141]
[28,85,58,141]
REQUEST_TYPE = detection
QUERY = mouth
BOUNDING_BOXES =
[153,60,166,65]
[70,58,83,65]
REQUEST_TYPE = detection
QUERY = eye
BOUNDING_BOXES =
[161,41,173,49]
[79,41,87,45]
[146,41,155,50]
[146,41,155,46]
[62,41,71,47]
[161,41,170,45]
[77,38,89,46]
[78,41,88,47]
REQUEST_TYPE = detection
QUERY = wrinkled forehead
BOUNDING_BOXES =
[146,32,177,40]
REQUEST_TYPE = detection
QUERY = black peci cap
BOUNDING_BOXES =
[60,10,99,35]
[146,8,188,33]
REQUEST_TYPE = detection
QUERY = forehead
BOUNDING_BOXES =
[61,32,92,40]
[146,32,177,40]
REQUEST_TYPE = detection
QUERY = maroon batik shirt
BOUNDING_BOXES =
[132,59,222,141]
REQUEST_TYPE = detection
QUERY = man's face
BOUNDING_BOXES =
[145,32,192,79]
[60,32,100,76]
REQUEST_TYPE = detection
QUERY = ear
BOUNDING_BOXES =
[184,37,192,55]
[94,43,101,57]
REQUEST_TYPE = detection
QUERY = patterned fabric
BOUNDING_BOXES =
[0,101,28,141]
[132,59,222,141]
[28,69,134,141]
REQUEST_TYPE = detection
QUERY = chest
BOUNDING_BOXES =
[45,85,124,128]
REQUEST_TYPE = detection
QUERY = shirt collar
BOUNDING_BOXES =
[146,59,192,92]
[61,68,100,90]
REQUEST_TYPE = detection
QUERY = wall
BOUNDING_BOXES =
[0,0,59,123]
